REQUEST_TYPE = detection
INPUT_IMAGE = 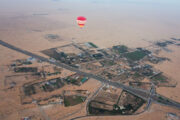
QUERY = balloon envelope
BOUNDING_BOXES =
[77,16,87,28]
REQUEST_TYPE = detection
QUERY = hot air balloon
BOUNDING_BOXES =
[77,16,87,28]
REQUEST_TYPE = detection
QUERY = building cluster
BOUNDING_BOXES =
[8,58,89,106]
[5,41,176,116]
[41,42,174,87]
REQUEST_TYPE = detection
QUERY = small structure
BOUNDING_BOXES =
[21,117,31,120]
[65,73,89,86]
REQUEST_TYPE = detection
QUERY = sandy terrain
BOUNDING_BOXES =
[154,45,180,102]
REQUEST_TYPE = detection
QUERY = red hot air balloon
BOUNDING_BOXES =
[77,16,87,28]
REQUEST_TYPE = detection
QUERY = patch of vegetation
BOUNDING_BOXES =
[42,78,64,92]
[70,79,77,84]
[47,72,61,76]
[151,74,168,83]
[64,99,71,106]
[64,95,86,107]
[113,45,128,54]
[45,34,62,42]
[24,85,36,96]
[14,67,38,73]
[157,96,167,103]
[156,41,175,47]
[100,60,115,67]
[92,53,103,59]
[46,34,59,39]
[176,43,180,46]
[88,42,98,48]
[133,72,141,78]
[171,38,180,41]
[88,99,145,115]
[132,72,144,81]
[124,50,147,61]
[151,74,169,86]
[41,49,68,63]
[65,77,81,86]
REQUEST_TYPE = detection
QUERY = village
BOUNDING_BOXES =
[3,41,178,119]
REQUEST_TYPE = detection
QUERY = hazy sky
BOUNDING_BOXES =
[0,0,180,48]
[0,0,180,11]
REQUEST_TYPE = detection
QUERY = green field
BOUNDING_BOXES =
[151,74,168,83]
[64,95,86,107]
[88,42,98,48]
[124,50,147,61]
[113,45,128,54]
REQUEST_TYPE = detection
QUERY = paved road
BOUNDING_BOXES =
[1,40,180,110]
[145,84,155,110]
[0,40,149,100]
